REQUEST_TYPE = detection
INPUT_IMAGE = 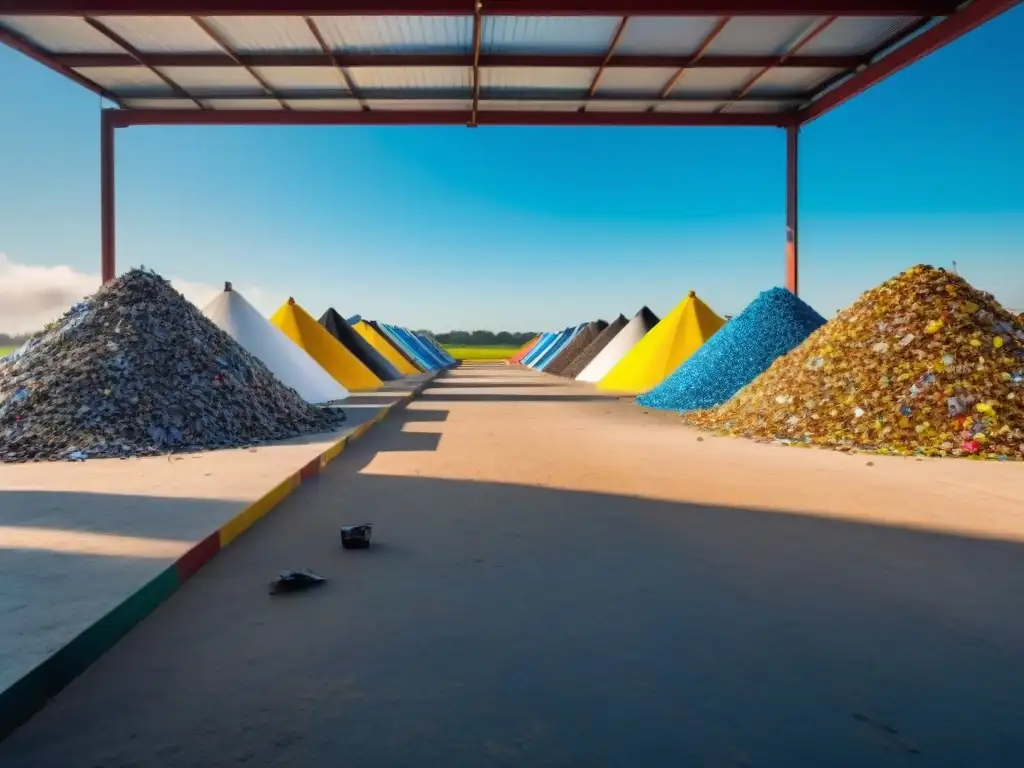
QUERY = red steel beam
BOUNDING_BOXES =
[0,22,124,105]
[191,16,289,109]
[718,15,836,112]
[104,92,806,103]
[304,16,368,110]
[654,16,730,103]
[50,52,868,69]
[108,108,796,128]
[799,0,1023,124]
[582,15,629,108]
[785,123,799,295]
[797,15,934,113]
[100,110,116,284]
[82,16,205,108]
[0,1,963,15]
[469,0,482,126]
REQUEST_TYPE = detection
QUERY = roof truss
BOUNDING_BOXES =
[0,0,1019,126]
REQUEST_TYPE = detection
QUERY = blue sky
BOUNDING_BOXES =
[1,9,1022,334]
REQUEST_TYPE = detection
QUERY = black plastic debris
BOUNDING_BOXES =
[341,524,373,549]
[268,568,325,595]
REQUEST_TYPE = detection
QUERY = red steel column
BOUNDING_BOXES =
[785,123,799,295]
[100,110,116,283]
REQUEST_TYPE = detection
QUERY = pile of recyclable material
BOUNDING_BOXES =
[597,291,724,395]
[560,315,627,378]
[685,266,1024,459]
[319,307,401,381]
[577,307,659,383]
[545,320,608,376]
[638,288,825,411]
[0,269,346,463]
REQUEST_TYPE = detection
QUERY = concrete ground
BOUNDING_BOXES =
[3,364,1024,767]
[0,375,429,701]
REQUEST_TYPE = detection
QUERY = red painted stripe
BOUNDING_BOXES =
[299,456,321,482]
[175,532,221,583]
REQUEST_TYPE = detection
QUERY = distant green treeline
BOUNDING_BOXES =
[417,330,537,347]
[0,333,30,347]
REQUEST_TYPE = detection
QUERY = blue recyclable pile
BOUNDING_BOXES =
[637,288,826,412]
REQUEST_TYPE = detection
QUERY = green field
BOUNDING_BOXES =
[0,346,14,358]
[443,345,519,361]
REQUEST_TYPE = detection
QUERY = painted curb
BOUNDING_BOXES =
[0,373,437,743]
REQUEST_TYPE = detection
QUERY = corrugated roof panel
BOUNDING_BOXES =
[479,99,583,111]
[203,16,321,53]
[746,66,844,95]
[594,67,675,96]
[286,97,362,110]
[705,16,820,56]
[95,16,223,53]
[481,66,596,92]
[122,97,201,110]
[615,16,722,55]
[349,66,470,91]
[585,99,655,111]
[366,98,469,110]
[73,66,174,95]
[201,98,284,110]
[254,66,348,94]
[159,66,265,96]
[312,15,472,53]
[482,16,618,54]
[0,16,124,53]
[669,67,761,96]
[799,16,920,55]
[654,100,725,112]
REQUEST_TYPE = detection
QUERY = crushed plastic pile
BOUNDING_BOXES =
[545,320,607,376]
[684,265,1024,459]
[0,269,347,463]
[638,288,825,412]
[560,315,627,379]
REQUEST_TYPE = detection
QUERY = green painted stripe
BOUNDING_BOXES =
[0,370,441,744]
[0,565,179,742]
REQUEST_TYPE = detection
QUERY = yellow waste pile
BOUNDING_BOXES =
[685,265,1024,459]
[597,290,724,395]
[271,299,382,392]
[353,320,419,376]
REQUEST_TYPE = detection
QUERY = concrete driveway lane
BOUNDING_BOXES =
[2,367,1024,767]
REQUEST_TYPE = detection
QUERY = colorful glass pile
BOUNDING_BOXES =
[684,265,1024,459]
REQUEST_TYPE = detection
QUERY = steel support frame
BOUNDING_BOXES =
[96,111,802,291]
[799,0,1023,123]
[0,1,962,14]
[101,110,116,284]
[85,0,1022,288]
[785,124,799,295]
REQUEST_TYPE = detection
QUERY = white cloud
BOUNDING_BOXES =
[0,254,271,336]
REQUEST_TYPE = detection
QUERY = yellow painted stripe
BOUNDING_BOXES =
[218,474,299,548]
[215,381,430,551]
[323,438,347,464]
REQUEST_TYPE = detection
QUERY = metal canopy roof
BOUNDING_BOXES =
[0,1,1018,127]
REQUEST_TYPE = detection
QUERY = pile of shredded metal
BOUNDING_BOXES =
[685,265,1024,459]
[0,268,346,463]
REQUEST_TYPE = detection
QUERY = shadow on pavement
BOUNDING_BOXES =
[2,407,1023,767]
[420,393,615,403]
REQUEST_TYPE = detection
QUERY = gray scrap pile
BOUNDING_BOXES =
[0,268,347,463]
